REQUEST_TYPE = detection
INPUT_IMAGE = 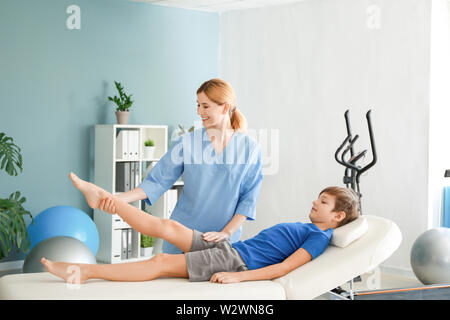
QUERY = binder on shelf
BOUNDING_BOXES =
[125,162,130,191]
[127,229,133,259]
[116,162,131,192]
[116,130,129,160]
[130,162,135,191]
[121,229,127,260]
[116,162,140,192]
[116,163,125,192]
[128,130,139,158]
[135,131,140,158]
[135,162,140,187]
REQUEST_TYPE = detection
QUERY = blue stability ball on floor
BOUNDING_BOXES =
[410,228,450,285]
[27,205,99,256]
[23,236,97,273]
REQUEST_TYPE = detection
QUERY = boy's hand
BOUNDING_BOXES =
[210,272,243,284]
[99,197,117,214]
[202,231,230,243]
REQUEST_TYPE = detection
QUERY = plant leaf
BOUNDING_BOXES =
[0,212,13,258]
[0,192,33,258]
[0,133,23,176]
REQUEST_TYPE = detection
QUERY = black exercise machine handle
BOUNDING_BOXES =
[355,110,377,181]
[335,135,351,167]
[344,110,355,158]
[336,110,377,175]
[341,135,360,171]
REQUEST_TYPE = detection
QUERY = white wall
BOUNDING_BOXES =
[219,0,431,271]
[428,0,450,229]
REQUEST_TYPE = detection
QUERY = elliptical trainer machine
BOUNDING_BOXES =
[334,109,378,215]
[331,109,378,299]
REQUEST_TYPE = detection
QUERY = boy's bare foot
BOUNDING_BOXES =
[40,257,88,284]
[69,172,112,209]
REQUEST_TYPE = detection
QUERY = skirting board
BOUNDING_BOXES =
[379,265,415,278]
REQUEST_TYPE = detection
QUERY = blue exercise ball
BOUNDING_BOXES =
[23,236,97,273]
[27,205,99,256]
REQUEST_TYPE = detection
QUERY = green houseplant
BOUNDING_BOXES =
[0,132,33,260]
[108,80,134,125]
[144,139,154,147]
[140,234,154,257]
[143,139,155,159]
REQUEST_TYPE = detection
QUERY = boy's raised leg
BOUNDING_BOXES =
[69,172,194,252]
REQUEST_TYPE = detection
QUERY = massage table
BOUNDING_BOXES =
[0,215,401,300]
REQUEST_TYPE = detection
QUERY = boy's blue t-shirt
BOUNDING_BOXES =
[232,222,333,270]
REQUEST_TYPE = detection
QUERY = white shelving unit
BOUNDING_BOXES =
[94,124,183,264]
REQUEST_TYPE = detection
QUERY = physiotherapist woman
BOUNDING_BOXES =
[104,78,263,254]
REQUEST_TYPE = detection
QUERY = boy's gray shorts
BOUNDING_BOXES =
[185,230,248,282]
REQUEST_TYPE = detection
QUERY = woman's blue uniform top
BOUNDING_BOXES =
[138,127,263,253]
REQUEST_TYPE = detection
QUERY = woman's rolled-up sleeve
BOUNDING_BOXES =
[234,145,263,220]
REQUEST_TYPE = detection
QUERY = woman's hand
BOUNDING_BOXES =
[210,272,243,284]
[98,197,117,215]
[202,231,230,243]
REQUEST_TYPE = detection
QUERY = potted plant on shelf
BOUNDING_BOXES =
[108,80,134,124]
[0,132,34,261]
[140,234,154,257]
[144,139,155,159]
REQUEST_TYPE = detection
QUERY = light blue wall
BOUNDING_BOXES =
[0,0,219,262]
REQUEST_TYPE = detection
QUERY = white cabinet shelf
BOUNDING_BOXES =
[94,124,183,264]
[115,158,161,162]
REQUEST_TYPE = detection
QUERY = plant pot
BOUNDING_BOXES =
[140,247,153,257]
[116,111,130,124]
[144,146,155,159]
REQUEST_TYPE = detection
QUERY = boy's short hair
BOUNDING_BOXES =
[319,186,360,227]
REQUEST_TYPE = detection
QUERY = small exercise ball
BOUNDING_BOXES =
[23,236,97,273]
[410,228,450,285]
[27,205,99,255]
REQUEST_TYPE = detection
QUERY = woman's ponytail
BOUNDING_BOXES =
[230,107,248,133]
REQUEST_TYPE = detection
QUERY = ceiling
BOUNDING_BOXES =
[129,0,306,12]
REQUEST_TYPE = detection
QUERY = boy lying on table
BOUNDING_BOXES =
[41,173,359,284]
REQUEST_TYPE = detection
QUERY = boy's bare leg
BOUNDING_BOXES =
[113,198,194,252]
[69,172,193,252]
[41,253,188,284]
